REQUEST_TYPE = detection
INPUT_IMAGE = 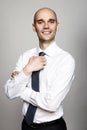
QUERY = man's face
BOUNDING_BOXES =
[33,9,59,43]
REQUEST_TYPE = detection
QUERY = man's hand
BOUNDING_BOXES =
[23,56,47,76]
[10,71,19,80]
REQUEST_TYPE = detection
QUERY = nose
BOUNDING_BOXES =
[44,22,49,28]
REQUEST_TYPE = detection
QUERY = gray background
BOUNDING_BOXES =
[0,0,87,130]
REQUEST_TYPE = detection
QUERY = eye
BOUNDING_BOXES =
[38,21,43,24]
[37,20,44,24]
[49,19,56,24]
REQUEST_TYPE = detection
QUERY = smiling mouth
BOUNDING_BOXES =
[42,31,51,34]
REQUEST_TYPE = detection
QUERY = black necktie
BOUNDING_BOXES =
[25,52,46,125]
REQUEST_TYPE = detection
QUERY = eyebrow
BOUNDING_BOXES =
[35,19,44,22]
[35,18,57,23]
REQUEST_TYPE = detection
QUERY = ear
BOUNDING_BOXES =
[57,23,60,31]
[32,24,36,32]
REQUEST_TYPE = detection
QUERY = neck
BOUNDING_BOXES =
[39,40,55,50]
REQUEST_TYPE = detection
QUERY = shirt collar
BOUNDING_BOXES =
[37,41,61,57]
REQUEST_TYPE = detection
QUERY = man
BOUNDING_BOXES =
[5,7,75,130]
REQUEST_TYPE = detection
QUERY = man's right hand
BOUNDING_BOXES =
[23,56,47,76]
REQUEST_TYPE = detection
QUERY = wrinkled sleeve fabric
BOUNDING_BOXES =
[5,55,31,99]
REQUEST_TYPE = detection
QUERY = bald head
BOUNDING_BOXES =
[33,7,58,24]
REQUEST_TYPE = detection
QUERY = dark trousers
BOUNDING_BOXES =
[22,117,67,130]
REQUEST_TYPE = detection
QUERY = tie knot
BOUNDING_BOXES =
[39,52,46,56]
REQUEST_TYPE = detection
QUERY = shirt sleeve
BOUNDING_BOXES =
[20,55,75,112]
[5,55,31,99]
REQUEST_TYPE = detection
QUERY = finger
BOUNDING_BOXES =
[15,71,19,74]
[43,62,47,66]
[11,73,15,78]
[10,71,19,79]
[11,72,16,77]
[40,57,47,62]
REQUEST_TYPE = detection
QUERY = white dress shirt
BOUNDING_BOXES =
[5,41,75,123]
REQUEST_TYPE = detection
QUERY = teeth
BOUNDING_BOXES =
[43,32,50,34]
